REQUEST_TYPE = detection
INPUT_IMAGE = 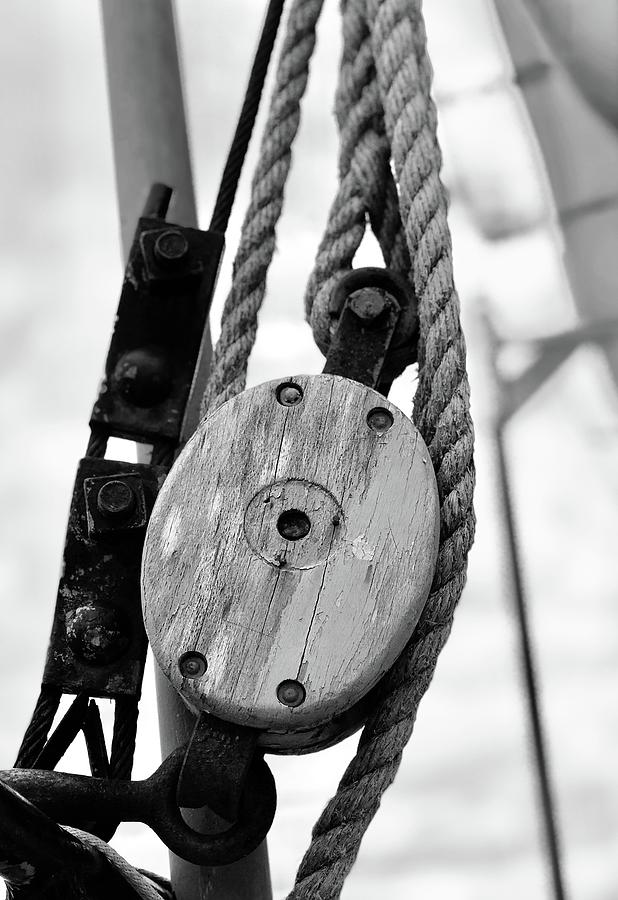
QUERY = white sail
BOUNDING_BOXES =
[492,0,618,376]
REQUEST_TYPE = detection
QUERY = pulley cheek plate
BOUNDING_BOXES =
[141,374,439,752]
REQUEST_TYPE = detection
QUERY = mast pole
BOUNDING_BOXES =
[99,3,272,897]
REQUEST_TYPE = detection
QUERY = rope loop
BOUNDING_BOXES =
[201,1,475,896]
[201,0,326,415]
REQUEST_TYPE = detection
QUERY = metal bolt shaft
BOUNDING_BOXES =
[179,652,207,678]
[348,288,389,325]
[367,407,394,433]
[277,383,303,406]
[276,679,305,708]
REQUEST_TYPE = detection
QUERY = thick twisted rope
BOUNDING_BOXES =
[201,0,326,415]
[287,2,474,896]
[201,0,474,895]
[305,0,411,354]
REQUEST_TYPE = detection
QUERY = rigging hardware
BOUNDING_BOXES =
[1,743,276,866]
[11,184,226,851]
[142,265,437,757]
[6,256,434,871]
[42,458,164,698]
[90,208,224,449]
[323,266,418,392]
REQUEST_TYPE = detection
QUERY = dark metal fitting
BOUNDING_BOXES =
[178,652,207,679]
[84,472,148,538]
[327,266,419,388]
[276,679,306,708]
[43,458,164,699]
[96,480,136,519]
[329,267,408,319]
[0,742,277,866]
[90,206,224,444]
[367,407,394,433]
[154,229,189,266]
[176,713,259,823]
[66,604,131,667]
[140,226,203,283]
[276,381,303,406]
[348,287,389,325]
[111,346,173,409]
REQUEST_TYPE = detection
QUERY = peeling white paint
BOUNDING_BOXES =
[349,534,376,561]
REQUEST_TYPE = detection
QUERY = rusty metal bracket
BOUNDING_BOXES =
[15,182,224,747]
[324,266,418,393]
[42,458,165,698]
[90,191,224,446]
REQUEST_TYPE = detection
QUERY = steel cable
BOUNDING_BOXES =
[209,0,287,234]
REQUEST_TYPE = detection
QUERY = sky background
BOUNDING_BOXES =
[0,1,616,898]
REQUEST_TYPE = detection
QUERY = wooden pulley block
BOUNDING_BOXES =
[142,374,439,752]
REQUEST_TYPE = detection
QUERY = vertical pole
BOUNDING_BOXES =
[99,3,272,897]
[100,0,198,250]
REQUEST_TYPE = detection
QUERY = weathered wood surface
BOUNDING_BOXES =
[142,374,439,751]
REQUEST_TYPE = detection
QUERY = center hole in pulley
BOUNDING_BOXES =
[277,509,311,541]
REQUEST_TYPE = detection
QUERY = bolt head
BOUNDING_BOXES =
[276,383,303,406]
[112,347,172,407]
[67,604,130,666]
[97,480,136,519]
[179,652,207,678]
[277,679,306,708]
[154,229,189,265]
[367,407,394,433]
[348,288,388,324]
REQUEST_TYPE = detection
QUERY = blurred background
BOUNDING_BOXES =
[0,1,616,897]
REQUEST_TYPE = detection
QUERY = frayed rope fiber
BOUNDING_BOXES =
[202,1,475,897]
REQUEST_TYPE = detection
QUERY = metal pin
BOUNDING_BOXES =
[178,652,207,678]
[276,383,303,406]
[367,407,394,432]
[276,680,305,708]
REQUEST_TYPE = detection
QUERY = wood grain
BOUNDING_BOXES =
[142,374,439,751]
